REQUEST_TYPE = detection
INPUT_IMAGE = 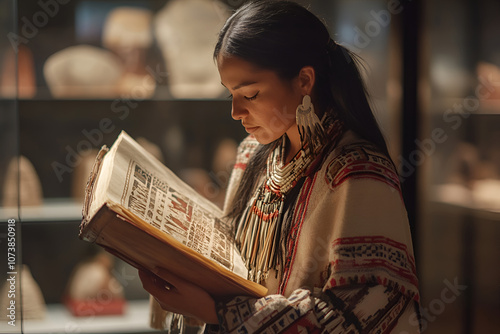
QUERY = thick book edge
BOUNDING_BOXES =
[81,144,109,233]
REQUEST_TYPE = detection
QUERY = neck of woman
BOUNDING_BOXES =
[284,125,302,164]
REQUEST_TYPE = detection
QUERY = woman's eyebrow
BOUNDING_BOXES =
[221,81,258,90]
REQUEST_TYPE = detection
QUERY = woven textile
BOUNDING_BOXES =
[208,131,421,333]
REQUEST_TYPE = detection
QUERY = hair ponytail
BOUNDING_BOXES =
[324,40,392,159]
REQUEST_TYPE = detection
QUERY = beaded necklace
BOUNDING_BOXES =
[235,115,344,283]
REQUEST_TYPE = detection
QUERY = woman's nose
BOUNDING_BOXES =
[231,99,247,120]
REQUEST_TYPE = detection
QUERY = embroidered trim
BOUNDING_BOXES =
[328,236,419,300]
[278,174,316,294]
[233,135,260,171]
[216,286,417,334]
[325,143,401,193]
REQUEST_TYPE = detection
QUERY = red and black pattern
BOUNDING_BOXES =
[327,236,419,296]
[325,143,400,193]
[213,284,416,334]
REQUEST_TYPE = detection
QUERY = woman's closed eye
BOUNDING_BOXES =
[226,91,259,101]
[244,91,259,101]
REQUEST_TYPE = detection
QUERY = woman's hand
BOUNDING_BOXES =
[138,268,219,324]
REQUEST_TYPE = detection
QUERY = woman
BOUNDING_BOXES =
[140,1,421,333]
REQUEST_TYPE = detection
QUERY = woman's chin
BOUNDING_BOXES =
[252,132,281,145]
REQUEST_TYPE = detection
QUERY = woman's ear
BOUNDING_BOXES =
[297,66,316,96]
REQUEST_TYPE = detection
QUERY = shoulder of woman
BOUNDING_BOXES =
[321,131,401,192]
[233,135,260,170]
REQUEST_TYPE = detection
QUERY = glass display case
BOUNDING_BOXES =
[2,1,244,332]
[1,0,406,332]
[419,0,500,332]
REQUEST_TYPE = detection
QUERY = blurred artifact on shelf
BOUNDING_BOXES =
[44,45,125,98]
[0,45,36,98]
[102,6,156,99]
[477,61,500,106]
[2,155,43,207]
[64,251,126,316]
[71,149,99,203]
[178,138,237,208]
[436,142,500,210]
[154,0,229,99]
[0,265,46,321]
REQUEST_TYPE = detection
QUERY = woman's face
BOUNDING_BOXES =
[217,56,302,145]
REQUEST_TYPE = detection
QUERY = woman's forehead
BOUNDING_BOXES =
[218,57,268,85]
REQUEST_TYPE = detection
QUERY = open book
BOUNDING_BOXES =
[79,131,267,298]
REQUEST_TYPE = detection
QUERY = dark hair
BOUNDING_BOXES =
[215,0,392,220]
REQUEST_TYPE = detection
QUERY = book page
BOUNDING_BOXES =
[102,132,248,278]
[121,160,235,271]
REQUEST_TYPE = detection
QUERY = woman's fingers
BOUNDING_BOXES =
[137,268,218,324]
[139,269,172,295]
[138,269,178,312]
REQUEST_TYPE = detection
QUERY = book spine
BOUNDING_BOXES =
[81,145,109,224]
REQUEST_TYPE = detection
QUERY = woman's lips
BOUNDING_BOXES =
[244,126,259,134]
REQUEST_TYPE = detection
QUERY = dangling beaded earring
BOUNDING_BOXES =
[295,95,326,150]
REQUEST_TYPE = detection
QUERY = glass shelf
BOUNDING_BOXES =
[429,98,500,115]
[431,184,500,221]
[17,198,82,223]
[9,299,154,334]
